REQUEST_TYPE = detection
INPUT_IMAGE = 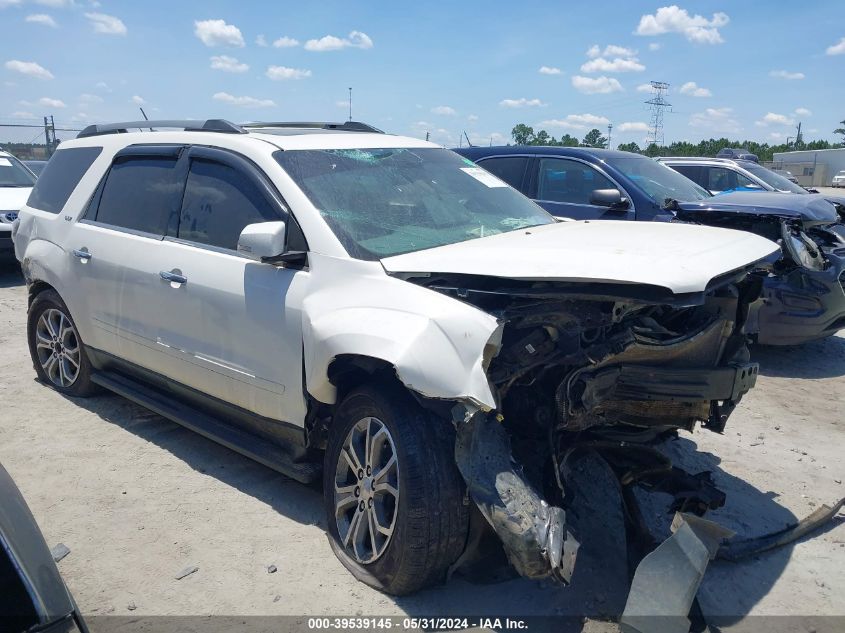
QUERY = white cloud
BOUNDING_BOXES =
[795,107,812,116]
[210,55,249,73]
[618,121,650,132]
[9,111,34,119]
[467,114,479,122]
[649,42,662,51]
[265,65,311,80]
[679,81,712,97]
[130,95,145,105]
[38,97,65,108]
[586,44,636,59]
[4,60,53,80]
[255,34,267,47]
[538,66,561,75]
[95,81,110,92]
[0,0,23,7]
[499,98,547,108]
[85,12,126,35]
[304,31,373,52]
[581,56,645,73]
[25,13,57,27]
[273,36,299,48]
[213,92,275,108]
[769,69,804,80]
[689,107,741,134]
[539,113,610,130]
[194,19,244,47]
[34,0,70,6]
[826,37,845,55]
[636,82,653,93]
[571,75,623,94]
[635,6,729,44]
[755,112,795,127]
[431,105,456,116]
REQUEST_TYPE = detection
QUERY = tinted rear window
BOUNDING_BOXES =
[94,156,182,235]
[476,156,529,190]
[27,146,102,214]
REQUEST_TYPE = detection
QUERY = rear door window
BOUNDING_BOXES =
[26,147,102,214]
[177,158,279,251]
[670,165,706,188]
[537,158,615,204]
[476,156,529,190]
[94,155,182,235]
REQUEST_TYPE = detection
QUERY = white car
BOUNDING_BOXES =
[832,170,845,188]
[0,149,36,261]
[13,119,778,595]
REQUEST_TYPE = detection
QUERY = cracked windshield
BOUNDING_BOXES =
[275,147,553,258]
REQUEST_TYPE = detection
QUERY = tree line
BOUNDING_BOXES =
[511,121,845,163]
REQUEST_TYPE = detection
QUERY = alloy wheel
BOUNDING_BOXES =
[34,308,81,388]
[333,416,399,564]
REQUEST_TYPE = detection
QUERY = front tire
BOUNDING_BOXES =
[323,382,469,595]
[27,289,98,397]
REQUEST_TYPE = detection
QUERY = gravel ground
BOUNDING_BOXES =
[0,263,843,631]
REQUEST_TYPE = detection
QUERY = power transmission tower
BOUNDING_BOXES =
[607,122,613,150]
[645,81,671,149]
[43,116,57,156]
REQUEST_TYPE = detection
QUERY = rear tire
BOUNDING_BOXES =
[27,289,98,397]
[323,381,469,595]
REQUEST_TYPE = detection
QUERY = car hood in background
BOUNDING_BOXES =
[678,191,838,223]
[381,220,778,295]
[0,187,32,210]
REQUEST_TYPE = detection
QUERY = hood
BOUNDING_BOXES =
[381,220,778,295]
[0,186,32,211]
[678,191,838,223]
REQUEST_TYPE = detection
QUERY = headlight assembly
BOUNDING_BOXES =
[781,223,827,272]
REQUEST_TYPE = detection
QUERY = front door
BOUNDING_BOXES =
[531,157,634,220]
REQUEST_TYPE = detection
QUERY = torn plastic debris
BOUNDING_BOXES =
[718,497,845,561]
[453,409,579,582]
[620,513,734,633]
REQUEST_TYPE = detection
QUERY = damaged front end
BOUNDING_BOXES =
[675,208,845,345]
[408,268,762,583]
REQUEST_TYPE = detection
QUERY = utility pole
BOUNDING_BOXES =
[348,87,352,122]
[607,123,613,150]
[425,131,429,142]
[796,121,803,146]
[645,81,671,150]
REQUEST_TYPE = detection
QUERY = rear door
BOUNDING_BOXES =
[528,156,634,220]
[474,156,530,192]
[68,145,184,358]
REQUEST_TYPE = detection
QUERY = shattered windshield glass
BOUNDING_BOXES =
[607,156,712,206]
[274,147,554,259]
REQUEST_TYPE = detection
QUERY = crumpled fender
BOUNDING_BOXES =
[302,254,502,409]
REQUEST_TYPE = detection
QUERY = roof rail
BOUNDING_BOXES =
[77,119,246,139]
[241,121,384,133]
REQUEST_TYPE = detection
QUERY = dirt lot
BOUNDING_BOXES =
[0,263,843,630]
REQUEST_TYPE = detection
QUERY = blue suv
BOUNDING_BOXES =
[455,146,845,345]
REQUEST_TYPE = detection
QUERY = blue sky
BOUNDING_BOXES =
[1,0,844,147]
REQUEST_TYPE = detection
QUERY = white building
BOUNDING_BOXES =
[772,148,845,187]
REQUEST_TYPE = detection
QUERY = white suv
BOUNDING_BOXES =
[14,120,777,595]
[0,148,37,261]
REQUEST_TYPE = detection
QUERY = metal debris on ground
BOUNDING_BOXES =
[50,543,70,562]
[175,565,199,580]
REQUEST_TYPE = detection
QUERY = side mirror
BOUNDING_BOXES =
[237,221,286,261]
[590,188,630,210]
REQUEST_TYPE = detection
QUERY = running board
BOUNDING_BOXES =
[91,371,321,484]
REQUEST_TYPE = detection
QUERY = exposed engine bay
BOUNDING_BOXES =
[403,269,763,588]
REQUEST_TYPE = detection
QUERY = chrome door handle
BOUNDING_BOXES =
[72,249,91,260]
[159,270,188,285]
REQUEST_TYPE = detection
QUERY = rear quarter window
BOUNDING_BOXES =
[26,146,103,214]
